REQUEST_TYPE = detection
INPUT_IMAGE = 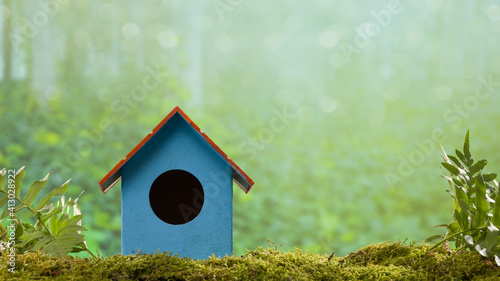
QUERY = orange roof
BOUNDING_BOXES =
[99,106,254,194]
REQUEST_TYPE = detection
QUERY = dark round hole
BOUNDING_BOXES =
[149,169,204,225]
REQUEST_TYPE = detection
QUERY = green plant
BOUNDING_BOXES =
[0,166,95,257]
[428,130,500,265]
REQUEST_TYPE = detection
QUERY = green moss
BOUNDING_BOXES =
[2,242,499,280]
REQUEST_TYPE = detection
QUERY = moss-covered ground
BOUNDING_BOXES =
[2,242,500,280]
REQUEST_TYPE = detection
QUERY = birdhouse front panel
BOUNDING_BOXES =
[99,106,254,259]
[120,113,234,259]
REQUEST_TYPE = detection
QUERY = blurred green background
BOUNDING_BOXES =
[1,0,500,257]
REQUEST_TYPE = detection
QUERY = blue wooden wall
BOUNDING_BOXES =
[121,113,233,259]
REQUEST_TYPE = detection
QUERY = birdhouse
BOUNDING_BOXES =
[99,106,254,259]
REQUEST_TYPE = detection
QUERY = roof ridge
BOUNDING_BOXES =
[99,106,254,194]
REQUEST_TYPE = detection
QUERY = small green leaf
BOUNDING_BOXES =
[448,155,464,169]
[483,173,498,182]
[447,221,460,235]
[492,192,500,228]
[0,168,6,191]
[32,179,70,213]
[58,224,87,234]
[19,231,49,248]
[425,235,443,242]
[464,129,471,162]
[446,190,458,202]
[34,235,55,250]
[14,166,25,198]
[57,215,83,234]
[453,209,467,230]
[40,206,62,224]
[70,246,87,253]
[23,172,52,207]
[43,232,85,257]
[442,162,460,175]
[456,150,468,167]
[15,219,24,240]
[433,224,449,228]
[36,203,54,215]
[14,204,27,212]
[0,206,11,222]
[51,212,69,235]
[487,222,499,253]
[470,160,488,175]
[475,173,488,228]
[457,197,469,213]
[23,222,34,230]
[457,200,471,229]
[452,179,466,190]
[56,212,69,233]
[0,196,8,209]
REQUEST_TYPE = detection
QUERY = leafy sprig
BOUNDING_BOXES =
[428,130,500,265]
[0,167,95,257]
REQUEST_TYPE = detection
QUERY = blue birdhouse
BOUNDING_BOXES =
[99,106,254,259]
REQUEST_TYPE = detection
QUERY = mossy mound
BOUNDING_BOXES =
[2,242,499,280]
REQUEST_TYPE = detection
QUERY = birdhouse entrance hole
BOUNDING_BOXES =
[149,169,204,225]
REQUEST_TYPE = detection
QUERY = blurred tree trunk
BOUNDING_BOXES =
[184,2,204,113]
[2,0,12,82]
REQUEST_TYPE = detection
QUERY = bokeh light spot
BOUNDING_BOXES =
[158,31,178,48]
[319,97,337,113]
[487,5,500,22]
[318,30,339,48]
[99,4,116,20]
[0,5,10,21]
[435,85,452,101]
[262,33,283,54]
[285,15,303,32]
[73,30,91,48]
[122,23,139,39]
[214,32,234,53]
[405,30,424,49]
